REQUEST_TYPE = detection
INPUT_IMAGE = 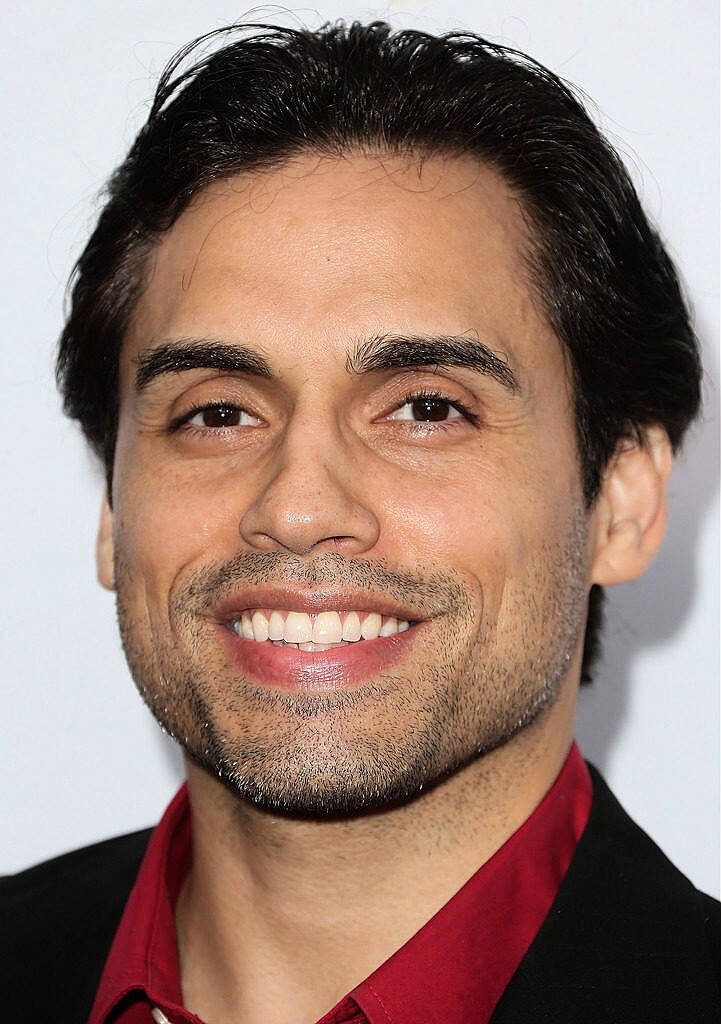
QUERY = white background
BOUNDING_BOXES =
[2,2,718,897]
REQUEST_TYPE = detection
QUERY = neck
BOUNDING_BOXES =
[176,678,577,1024]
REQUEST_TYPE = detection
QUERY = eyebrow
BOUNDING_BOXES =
[134,333,520,394]
[347,333,520,392]
[135,340,274,392]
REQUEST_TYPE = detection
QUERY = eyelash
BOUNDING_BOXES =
[169,390,479,434]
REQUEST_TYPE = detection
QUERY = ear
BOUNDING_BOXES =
[590,425,673,586]
[96,491,115,591]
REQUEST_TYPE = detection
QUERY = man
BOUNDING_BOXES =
[2,19,717,1023]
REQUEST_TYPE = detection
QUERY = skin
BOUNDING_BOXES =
[97,151,672,1024]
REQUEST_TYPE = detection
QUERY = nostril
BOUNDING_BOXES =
[237,454,380,554]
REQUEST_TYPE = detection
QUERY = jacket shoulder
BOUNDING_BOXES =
[1,829,152,1019]
[493,765,720,1023]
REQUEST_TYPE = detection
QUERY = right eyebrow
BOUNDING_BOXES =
[346,333,520,393]
[134,339,274,393]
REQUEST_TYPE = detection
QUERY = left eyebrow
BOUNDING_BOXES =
[346,333,520,393]
[134,339,274,393]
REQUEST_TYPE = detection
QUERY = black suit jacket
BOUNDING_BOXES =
[2,766,718,1023]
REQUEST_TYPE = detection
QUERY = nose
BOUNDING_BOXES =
[238,413,380,557]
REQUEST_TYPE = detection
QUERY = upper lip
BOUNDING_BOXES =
[208,586,426,623]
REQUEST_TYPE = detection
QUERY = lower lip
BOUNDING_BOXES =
[214,623,421,691]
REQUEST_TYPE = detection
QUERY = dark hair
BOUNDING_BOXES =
[56,21,702,682]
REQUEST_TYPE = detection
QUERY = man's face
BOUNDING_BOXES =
[107,153,592,815]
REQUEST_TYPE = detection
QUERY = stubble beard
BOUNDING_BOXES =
[115,511,590,818]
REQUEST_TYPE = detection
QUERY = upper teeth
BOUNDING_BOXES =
[232,609,411,645]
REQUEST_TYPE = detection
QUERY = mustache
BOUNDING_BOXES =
[178,550,469,617]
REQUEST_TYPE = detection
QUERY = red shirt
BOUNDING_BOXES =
[89,743,591,1024]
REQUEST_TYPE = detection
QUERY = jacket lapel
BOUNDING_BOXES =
[490,765,719,1023]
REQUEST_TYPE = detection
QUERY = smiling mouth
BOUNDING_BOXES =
[230,608,412,652]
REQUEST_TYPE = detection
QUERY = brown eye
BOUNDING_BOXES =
[185,404,263,428]
[411,397,452,421]
[389,395,464,423]
[199,405,240,427]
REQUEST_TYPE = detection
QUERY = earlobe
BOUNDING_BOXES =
[96,491,116,592]
[590,425,673,586]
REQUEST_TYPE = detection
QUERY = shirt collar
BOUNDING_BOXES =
[350,742,591,1024]
[90,742,591,1024]
[88,784,190,1023]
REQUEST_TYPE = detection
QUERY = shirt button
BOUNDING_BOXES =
[151,1009,171,1024]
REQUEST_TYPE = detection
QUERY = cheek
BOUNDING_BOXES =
[370,457,524,586]
[114,460,247,603]
[373,443,580,621]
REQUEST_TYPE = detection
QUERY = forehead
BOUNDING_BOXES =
[124,151,560,383]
